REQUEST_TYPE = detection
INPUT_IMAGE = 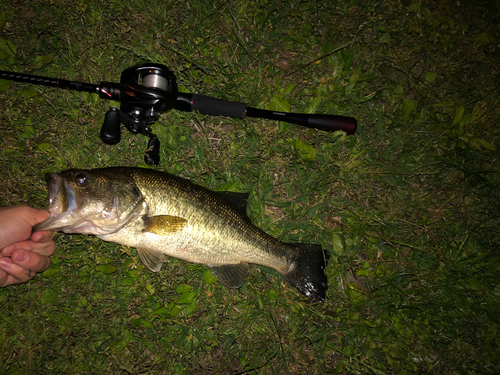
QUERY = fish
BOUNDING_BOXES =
[34,167,328,301]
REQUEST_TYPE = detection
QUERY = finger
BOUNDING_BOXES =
[0,267,10,287]
[11,249,51,273]
[2,240,56,257]
[0,207,51,249]
[0,257,36,285]
[31,230,54,243]
[0,206,50,227]
[19,206,51,227]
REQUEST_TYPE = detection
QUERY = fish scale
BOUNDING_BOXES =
[35,167,329,301]
[129,168,286,265]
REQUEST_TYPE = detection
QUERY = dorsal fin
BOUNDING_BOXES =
[215,191,249,215]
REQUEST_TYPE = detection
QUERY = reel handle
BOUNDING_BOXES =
[100,108,122,145]
[144,136,160,166]
[100,107,162,166]
[175,93,357,135]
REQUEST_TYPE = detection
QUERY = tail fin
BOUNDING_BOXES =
[281,243,329,302]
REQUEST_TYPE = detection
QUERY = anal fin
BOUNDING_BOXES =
[208,263,249,289]
[137,247,165,272]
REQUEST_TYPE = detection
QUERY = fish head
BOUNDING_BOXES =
[34,168,145,235]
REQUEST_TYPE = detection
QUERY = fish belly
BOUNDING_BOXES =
[98,216,291,273]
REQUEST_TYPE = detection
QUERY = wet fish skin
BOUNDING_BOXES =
[35,167,328,301]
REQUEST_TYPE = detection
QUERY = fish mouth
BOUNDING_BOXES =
[45,173,62,206]
[47,173,62,212]
[46,173,77,215]
[33,173,78,231]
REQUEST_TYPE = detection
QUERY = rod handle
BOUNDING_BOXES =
[305,114,357,134]
[175,93,357,135]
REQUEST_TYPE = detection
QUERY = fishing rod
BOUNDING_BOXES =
[0,63,357,165]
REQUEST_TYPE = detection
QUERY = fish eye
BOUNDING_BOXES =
[75,173,90,186]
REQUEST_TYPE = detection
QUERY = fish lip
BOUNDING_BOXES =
[46,173,61,208]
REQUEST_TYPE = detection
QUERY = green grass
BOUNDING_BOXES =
[1,0,499,373]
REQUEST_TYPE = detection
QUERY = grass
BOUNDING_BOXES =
[1,0,499,373]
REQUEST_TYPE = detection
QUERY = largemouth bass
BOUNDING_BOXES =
[34,167,328,301]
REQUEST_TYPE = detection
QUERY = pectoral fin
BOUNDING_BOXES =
[137,248,165,272]
[208,263,249,289]
[143,215,188,236]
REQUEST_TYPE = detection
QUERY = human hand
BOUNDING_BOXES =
[0,206,55,287]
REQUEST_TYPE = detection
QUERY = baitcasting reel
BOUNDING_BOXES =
[0,63,358,165]
[98,64,179,165]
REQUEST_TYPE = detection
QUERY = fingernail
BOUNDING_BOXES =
[12,251,28,264]
[33,232,53,243]
[33,234,47,243]
[0,257,12,268]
